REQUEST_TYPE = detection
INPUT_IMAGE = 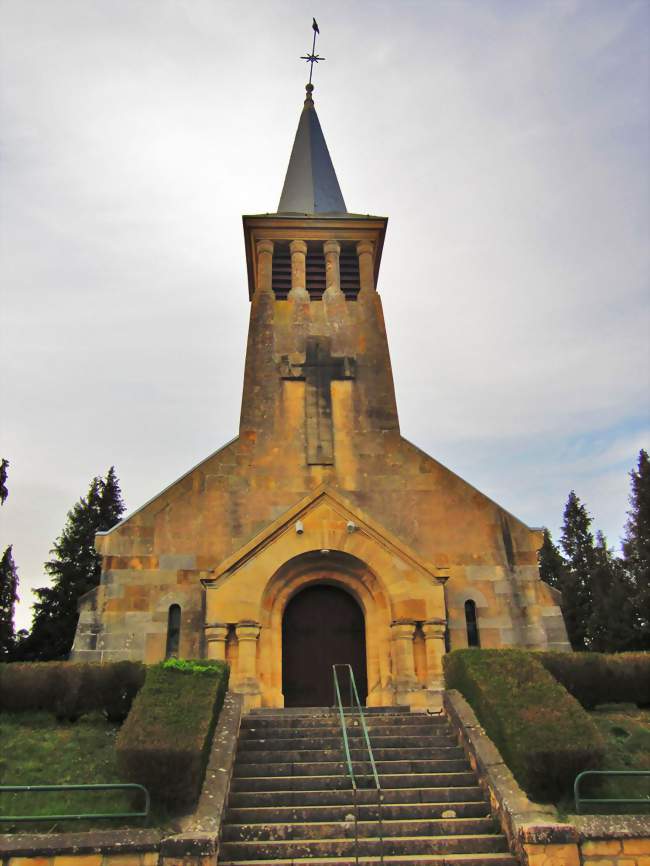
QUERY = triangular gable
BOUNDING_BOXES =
[206,484,440,585]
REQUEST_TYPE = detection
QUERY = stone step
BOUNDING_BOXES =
[233,759,470,778]
[218,855,517,866]
[219,833,510,860]
[246,707,412,716]
[241,716,448,732]
[238,733,458,751]
[229,772,479,793]
[226,800,491,824]
[227,785,487,809]
[235,746,465,764]
[222,817,497,842]
[240,725,452,742]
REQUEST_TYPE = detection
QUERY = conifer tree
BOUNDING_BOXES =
[0,459,19,659]
[16,467,125,661]
[0,546,18,658]
[559,491,596,651]
[622,449,650,648]
[0,459,8,505]
[538,528,564,589]
[588,531,634,652]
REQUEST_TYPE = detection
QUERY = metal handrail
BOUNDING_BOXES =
[333,667,360,866]
[574,771,650,814]
[333,664,384,865]
[0,783,150,822]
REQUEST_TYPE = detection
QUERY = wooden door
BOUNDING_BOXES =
[282,584,368,707]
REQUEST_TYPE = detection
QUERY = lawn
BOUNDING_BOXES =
[0,711,169,832]
[561,705,650,816]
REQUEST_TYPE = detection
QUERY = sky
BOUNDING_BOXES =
[1,0,648,631]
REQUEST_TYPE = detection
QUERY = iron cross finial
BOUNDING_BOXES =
[300,18,325,86]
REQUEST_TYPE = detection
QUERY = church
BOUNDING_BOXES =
[72,77,570,709]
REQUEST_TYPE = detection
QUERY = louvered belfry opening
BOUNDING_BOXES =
[305,242,326,299]
[271,241,360,300]
[271,242,291,299]
[340,243,360,300]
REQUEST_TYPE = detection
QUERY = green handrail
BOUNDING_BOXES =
[0,783,150,822]
[574,771,650,814]
[333,664,384,865]
[332,665,360,866]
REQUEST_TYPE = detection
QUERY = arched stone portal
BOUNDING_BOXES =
[282,583,368,707]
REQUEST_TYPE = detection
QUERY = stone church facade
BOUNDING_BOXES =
[72,83,570,709]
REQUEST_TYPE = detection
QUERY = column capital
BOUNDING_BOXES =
[256,239,274,255]
[356,240,374,257]
[323,239,341,255]
[390,620,416,639]
[289,239,308,255]
[422,620,446,641]
[235,622,261,641]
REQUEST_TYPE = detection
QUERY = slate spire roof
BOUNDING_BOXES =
[277,84,347,214]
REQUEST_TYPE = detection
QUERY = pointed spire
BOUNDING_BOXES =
[277,84,347,214]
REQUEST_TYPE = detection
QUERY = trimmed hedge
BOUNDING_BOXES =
[538,651,650,709]
[116,659,229,811]
[444,649,605,802]
[0,661,145,721]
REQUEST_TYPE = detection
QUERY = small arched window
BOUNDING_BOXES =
[165,604,181,658]
[465,600,480,648]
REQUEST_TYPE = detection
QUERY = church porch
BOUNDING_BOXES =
[202,488,448,712]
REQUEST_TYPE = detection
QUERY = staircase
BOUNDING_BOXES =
[219,706,517,866]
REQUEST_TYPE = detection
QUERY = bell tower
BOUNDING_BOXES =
[241,82,398,477]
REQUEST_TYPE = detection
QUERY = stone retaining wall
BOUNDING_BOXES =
[581,837,650,865]
[443,690,650,866]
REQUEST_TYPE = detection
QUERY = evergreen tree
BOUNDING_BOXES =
[622,449,650,648]
[0,546,18,659]
[559,491,596,651]
[538,528,565,589]
[0,458,8,505]
[588,531,634,652]
[16,467,125,661]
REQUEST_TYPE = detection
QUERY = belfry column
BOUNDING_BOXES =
[391,621,418,703]
[357,241,375,295]
[289,239,309,300]
[422,620,446,689]
[256,240,274,294]
[235,622,262,709]
[323,240,342,297]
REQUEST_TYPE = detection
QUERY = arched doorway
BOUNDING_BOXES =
[282,584,368,707]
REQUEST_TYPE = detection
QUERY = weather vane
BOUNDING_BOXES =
[301,18,324,85]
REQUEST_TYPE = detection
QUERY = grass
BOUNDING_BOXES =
[0,711,171,833]
[558,705,650,816]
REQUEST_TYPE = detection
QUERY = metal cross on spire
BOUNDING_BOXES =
[300,18,325,85]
